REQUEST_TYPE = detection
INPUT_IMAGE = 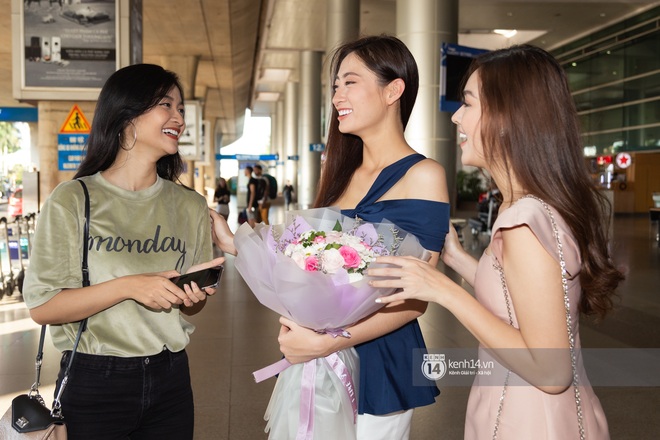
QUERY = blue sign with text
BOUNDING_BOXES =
[58,134,88,171]
[0,107,38,122]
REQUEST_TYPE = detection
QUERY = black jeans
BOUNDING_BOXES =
[56,348,194,440]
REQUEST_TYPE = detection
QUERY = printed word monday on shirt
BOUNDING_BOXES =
[87,225,187,270]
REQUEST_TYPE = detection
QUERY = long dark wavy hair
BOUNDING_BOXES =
[466,45,623,318]
[313,35,419,208]
[74,64,185,181]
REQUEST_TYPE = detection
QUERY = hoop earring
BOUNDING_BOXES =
[119,121,137,151]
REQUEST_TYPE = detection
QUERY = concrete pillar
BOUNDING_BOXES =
[204,88,224,188]
[200,118,217,205]
[159,55,200,190]
[324,0,359,136]
[397,0,458,210]
[214,122,224,178]
[28,122,39,171]
[275,100,286,193]
[284,81,299,200]
[326,0,360,48]
[297,51,323,209]
[37,101,96,201]
[159,55,199,102]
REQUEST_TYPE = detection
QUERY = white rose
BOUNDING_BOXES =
[290,251,306,270]
[321,248,345,274]
[325,231,343,244]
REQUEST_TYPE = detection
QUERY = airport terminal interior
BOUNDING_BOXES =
[1,0,660,439]
[1,198,660,439]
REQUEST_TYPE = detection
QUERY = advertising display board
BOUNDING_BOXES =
[12,0,120,101]
[439,42,488,113]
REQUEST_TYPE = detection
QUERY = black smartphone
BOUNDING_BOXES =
[170,266,223,290]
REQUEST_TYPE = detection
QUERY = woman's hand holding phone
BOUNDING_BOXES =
[171,257,225,306]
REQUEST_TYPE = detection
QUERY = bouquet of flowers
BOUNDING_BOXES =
[282,225,383,284]
[233,207,428,440]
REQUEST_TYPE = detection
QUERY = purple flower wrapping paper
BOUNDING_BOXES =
[233,207,429,332]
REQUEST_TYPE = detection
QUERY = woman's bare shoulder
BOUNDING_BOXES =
[405,158,449,201]
[413,157,445,174]
[408,158,447,184]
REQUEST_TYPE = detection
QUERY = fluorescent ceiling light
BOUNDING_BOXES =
[260,68,291,82]
[257,92,280,102]
[493,29,518,38]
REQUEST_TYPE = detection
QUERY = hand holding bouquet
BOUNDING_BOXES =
[233,207,428,440]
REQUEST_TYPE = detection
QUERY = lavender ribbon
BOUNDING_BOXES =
[252,351,358,440]
[326,352,358,422]
[296,360,317,440]
[296,353,357,440]
[253,358,291,383]
[251,328,352,383]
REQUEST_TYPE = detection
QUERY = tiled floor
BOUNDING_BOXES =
[1,200,659,439]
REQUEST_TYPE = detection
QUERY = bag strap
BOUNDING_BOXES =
[48,179,91,417]
[79,179,91,293]
[29,326,48,398]
[492,195,585,440]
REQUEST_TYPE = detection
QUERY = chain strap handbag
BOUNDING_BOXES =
[491,195,585,440]
[0,180,91,439]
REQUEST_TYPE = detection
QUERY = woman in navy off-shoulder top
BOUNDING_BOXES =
[276,35,451,439]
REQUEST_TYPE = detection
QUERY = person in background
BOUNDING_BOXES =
[213,177,230,221]
[282,180,295,210]
[253,164,271,225]
[210,35,451,440]
[244,165,261,227]
[369,45,624,439]
[22,63,224,440]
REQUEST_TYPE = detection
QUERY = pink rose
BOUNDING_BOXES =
[313,235,326,244]
[339,246,361,268]
[304,256,320,271]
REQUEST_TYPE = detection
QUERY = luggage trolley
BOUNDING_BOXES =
[0,217,18,300]
[467,189,501,237]
[14,214,35,294]
[21,213,37,263]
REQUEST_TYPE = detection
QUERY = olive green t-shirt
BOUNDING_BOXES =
[23,172,213,357]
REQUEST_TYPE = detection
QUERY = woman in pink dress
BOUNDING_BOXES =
[369,45,624,439]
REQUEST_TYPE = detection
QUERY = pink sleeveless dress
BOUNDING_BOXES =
[464,198,610,439]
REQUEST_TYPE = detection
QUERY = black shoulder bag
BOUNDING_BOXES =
[0,179,91,439]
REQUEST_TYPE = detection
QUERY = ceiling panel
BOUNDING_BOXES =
[1,0,657,147]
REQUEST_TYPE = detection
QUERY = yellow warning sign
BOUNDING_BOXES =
[59,105,91,134]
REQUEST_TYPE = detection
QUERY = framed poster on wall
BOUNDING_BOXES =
[179,100,202,161]
[439,42,488,113]
[196,120,212,166]
[12,0,120,101]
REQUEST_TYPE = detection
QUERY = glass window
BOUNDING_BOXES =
[553,7,660,156]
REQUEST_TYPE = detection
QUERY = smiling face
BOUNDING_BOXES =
[331,53,389,139]
[451,70,487,169]
[129,85,185,159]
